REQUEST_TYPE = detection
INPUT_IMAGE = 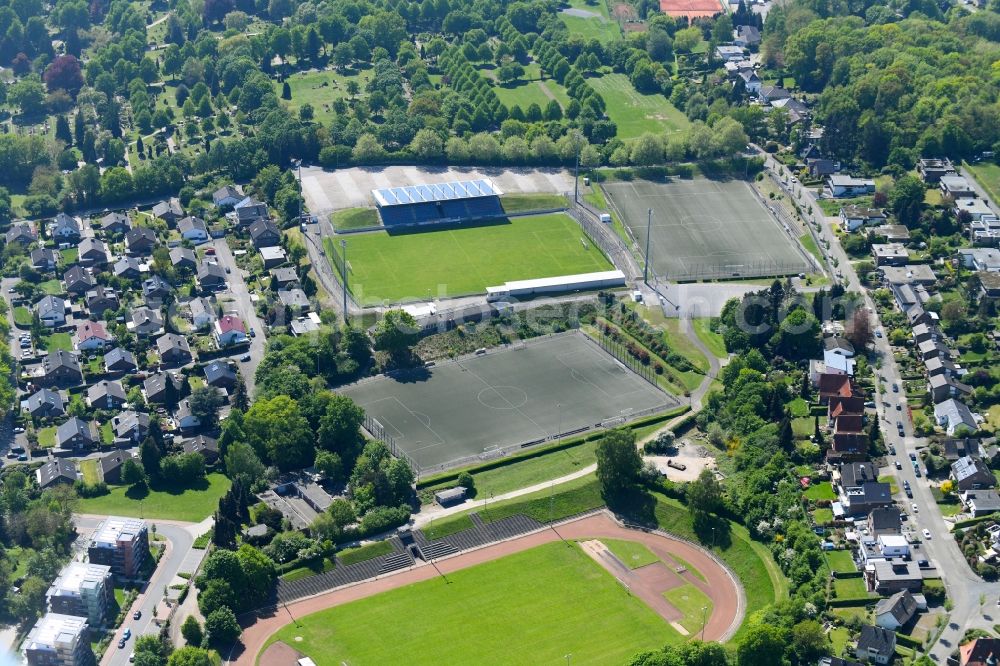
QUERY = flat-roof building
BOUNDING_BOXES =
[23,613,95,666]
[46,562,113,627]
[87,517,149,580]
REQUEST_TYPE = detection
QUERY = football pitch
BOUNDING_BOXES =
[604,178,812,281]
[270,541,682,665]
[340,333,676,471]
[327,213,612,305]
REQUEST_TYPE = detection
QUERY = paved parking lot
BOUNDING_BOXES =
[300,165,574,218]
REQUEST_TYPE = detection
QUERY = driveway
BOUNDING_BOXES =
[209,239,267,396]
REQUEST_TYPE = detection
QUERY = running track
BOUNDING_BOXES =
[230,512,744,665]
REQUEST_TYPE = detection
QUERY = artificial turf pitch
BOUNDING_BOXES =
[329,213,612,305]
[603,178,812,281]
[270,541,681,665]
[340,333,676,471]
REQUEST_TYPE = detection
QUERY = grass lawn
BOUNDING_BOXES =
[13,306,31,326]
[792,416,814,440]
[60,248,78,265]
[691,318,726,358]
[825,549,857,574]
[270,542,681,665]
[330,207,379,231]
[803,481,835,501]
[589,74,690,139]
[812,508,833,524]
[329,214,613,304]
[799,233,823,265]
[817,196,872,216]
[559,0,621,43]
[829,626,851,655]
[829,605,869,624]
[79,459,100,485]
[877,475,899,496]
[492,78,557,111]
[663,583,712,635]
[281,558,336,582]
[76,473,231,522]
[38,279,64,295]
[337,541,393,565]
[787,397,810,417]
[833,576,870,599]
[276,67,371,125]
[965,161,1000,204]
[500,193,569,214]
[43,332,73,352]
[600,537,660,569]
[37,426,56,448]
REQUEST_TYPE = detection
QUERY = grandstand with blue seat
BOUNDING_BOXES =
[372,179,505,228]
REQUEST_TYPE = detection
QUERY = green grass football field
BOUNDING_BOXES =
[328,213,613,305]
[270,541,681,665]
[589,74,691,139]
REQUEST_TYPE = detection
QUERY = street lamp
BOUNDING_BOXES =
[340,239,347,320]
[701,606,708,641]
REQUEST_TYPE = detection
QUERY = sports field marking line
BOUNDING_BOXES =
[454,357,550,441]
[556,348,650,401]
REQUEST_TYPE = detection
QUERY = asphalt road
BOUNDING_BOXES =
[763,157,991,660]
[72,516,197,666]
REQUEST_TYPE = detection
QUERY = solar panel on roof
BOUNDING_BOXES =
[372,179,502,207]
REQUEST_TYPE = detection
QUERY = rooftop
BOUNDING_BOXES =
[372,179,502,207]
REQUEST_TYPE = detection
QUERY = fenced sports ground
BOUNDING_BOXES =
[603,178,812,281]
[340,332,678,472]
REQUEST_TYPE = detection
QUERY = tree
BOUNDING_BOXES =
[244,396,315,470]
[372,310,419,358]
[313,450,343,482]
[595,429,642,500]
[223,441,265,480]
[8,77,45,116]
[409,128,443,160]
[236,544,277,606]
[189,386,224,427]
[43,55,84,95]
[737,623,787,666]
[630,133,663,165]
[139,438,162,479]
[121,458,147,488]
[888,174,925,227]
[845,309,873,351]
[352,133,386,163]
[687,468,723,516]
[181,615,203,646]
[168,647,216,666]
[204,607,241,646]
[790,620,825,663]
[231,373,249,412]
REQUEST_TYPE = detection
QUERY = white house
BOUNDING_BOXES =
[214,315,247,347]
[934,398,978,435]
[828,175,876,198]
[178,216,209,244]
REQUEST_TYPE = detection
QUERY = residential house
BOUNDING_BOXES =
[113,256,143,280]
[142,275,172,301]
[183,435,219,464]
[249,218,281,248]
[807,158,837,178]
[212,185,242,208]
[22,388,65,419]
[911,322,938,344]
[958,248,1000,272]
[56,417,96,451]
[5,221,36,246]
[196,261,226,291]
[259,246,286,269]
[124,227,157,255]
[715,44,745,61]
[977,271,1000,299]
[31,248,58,271]
[917,338,950,362]
[103,348,136,374]
[36,459,79,488]
[75,321,109,352]
[99,211,131,234]
[204,361,237,389]
[828,175,876,198]
[840,206,886,232]
[77,238,109,266]
[49,213,81,243]
[940,174,976,199]
[156,333,191,365]
[872,225,910,243]
[874,590,918,631]
[63,266,94,295]
[214,315,247,346]
[277,288,310,311]
[917,158,955,183]
[169,247,196,270]
[175,399,201,431]
[143,371,179,405]
[867,560,923,595]
[935,399,978,435]
[188,297,215,329]
[961,490,1000,517]
[112,411,150,443]
[98,451,127,484]
[831,415,868,461]
[855,625,896,664]
[969,218,1000,246]
[952,455,995,491]
[828,395,865,421]
[818,373,855,404]
[129,307,163,337]
[232,197,269,228]
[46,562,114,628]
[907,305,938,327]
[825,337,855,357]
[943,437,985,461]
[23,612,95,666]
[178,216,209,244]
[151,198,183,224]
[872,243,909,267]
[85,286,118,317]
[954,198,995,222]
[270,267,299,289]
[820,659,863,666]
[87,516,149,579]
[867,507,902,537]
[40,350,82,386]
[732,24,761,46]
[35,295,66,327]
[87,380,126,410]
[838,462,891,515]
[759,85,790,104]
[290,314,321,336]
[960,637,1000,666]
[738,69,761,94]
[929,374,973,403]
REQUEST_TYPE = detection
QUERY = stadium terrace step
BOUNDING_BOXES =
[419,541,459,561]
[378,552,415,575]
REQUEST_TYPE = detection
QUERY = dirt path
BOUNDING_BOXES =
[535,80,562,109]
[229,512,743,665]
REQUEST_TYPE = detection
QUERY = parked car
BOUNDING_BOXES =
[17,454,27,461]
[911,503,918,512]
[892,383,899,393]
[909,452,916,461]
[240,353,251,362]
[875,329,883,338]
[895,461,902,469]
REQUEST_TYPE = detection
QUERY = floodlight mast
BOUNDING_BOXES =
[643,208,652,285]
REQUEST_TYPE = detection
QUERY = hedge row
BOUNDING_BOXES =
[954,513,999,530]
[895,633,924,650]
[415,405,690,490]
[827,597,877,608]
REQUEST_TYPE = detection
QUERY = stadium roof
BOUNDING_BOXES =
[372,179,503,207]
